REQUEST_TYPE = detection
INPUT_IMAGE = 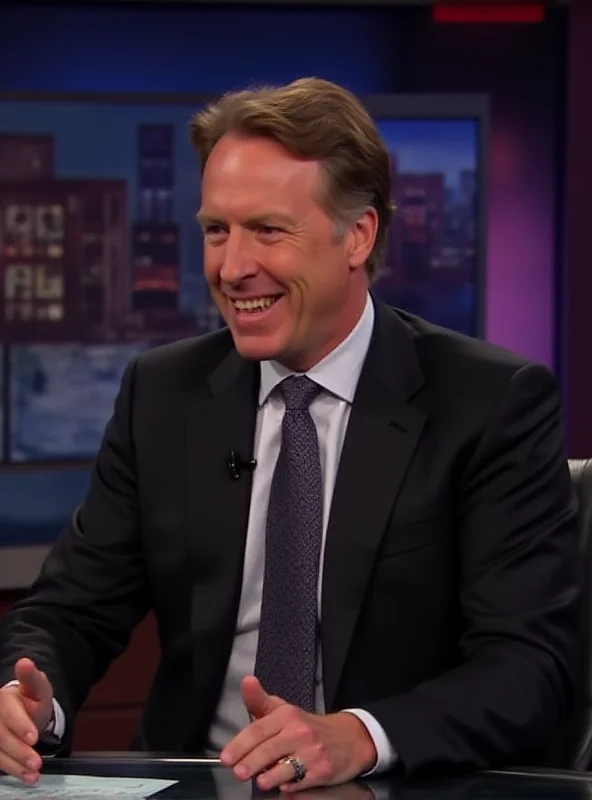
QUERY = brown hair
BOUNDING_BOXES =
[189,77,394,280]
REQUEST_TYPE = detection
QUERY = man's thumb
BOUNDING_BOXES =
[241,676,283,719]
[14,658,51,703]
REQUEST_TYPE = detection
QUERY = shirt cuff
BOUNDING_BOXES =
[2,681,65,742]
[50,697,66,740]
[341,708,398,775]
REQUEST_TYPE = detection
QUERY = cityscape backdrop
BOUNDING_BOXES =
[0,96,480,547]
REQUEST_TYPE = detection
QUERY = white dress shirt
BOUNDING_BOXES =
[206,292,396,773]
[8,292,396,773]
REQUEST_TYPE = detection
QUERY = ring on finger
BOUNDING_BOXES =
[279,755,307,783]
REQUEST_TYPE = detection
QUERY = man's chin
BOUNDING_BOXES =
[231,335,285,364]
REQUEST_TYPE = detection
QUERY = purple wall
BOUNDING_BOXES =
[398,9,566,371]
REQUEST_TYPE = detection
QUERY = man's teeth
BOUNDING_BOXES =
[233,297,278,311]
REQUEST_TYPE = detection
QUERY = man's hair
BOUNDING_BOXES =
[189,77,395,280]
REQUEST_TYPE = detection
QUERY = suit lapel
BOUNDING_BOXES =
[184,343,259,713]
[321,301,427,709]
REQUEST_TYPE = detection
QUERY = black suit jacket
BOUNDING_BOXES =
[0,300,580,776]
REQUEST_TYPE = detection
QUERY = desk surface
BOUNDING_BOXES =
[29,754,592,800]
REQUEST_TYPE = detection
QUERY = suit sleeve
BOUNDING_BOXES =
[0,356,149,749]
[361,363,580,775]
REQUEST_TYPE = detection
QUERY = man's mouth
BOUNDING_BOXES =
[231,296,281,313]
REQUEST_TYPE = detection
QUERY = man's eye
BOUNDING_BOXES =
[204,225,228,241]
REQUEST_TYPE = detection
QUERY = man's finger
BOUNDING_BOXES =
[220,711,284,768]
[0,722,41,775]
[257,756,308,792]
[0,689,39,745]
[0,740,41,784]
[241,676,283,719]
[14,658,50,703]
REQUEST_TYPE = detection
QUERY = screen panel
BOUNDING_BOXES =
[375,118,479,336]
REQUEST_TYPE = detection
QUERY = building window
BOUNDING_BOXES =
[36,264,64,300]
[35,205,64,242]
[4,262,65,323]
[4,206,33,245]
[5,264,33,300]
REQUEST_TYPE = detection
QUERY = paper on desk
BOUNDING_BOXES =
[0,773,177,799]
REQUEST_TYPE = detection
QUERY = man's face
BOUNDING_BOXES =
[198,134,376,371]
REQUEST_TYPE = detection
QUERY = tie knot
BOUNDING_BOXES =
[279,376,321,410]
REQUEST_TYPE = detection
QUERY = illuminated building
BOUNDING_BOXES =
[131,125,180,315]
[0,178,126,343]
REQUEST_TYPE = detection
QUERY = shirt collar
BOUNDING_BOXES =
[258,292,375,407]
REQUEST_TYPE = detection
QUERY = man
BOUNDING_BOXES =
[0,78,580,790]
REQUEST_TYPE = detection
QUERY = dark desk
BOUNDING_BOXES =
[34,754,592,800]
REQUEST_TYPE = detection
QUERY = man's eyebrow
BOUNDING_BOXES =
[195,210,221,226]
[246,214,297,227]
[196,211,298,227]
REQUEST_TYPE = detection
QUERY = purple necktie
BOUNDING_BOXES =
[254,376,323,711]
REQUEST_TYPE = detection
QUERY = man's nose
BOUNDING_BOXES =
[219,229,258,285]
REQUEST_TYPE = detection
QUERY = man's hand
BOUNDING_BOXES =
[0,658,54,784]
[220,677,377,792]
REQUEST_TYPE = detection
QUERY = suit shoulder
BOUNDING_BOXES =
[397,310,551,382]
[385,309,558,411]
[379,310,564,452]
[131,327,235,387]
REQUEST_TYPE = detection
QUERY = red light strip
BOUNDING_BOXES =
[433,4,545,24]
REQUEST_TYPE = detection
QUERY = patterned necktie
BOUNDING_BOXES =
[254,375,323,711]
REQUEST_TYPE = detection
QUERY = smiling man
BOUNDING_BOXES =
[0,78,580,791]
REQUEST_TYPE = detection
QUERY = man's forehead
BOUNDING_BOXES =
[203,134,321,188]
